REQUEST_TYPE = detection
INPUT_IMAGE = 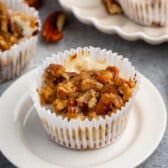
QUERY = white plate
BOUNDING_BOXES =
[0,70,167,168]
[58,0,168,45]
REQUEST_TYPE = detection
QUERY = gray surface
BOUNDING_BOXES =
[0,0,168,168]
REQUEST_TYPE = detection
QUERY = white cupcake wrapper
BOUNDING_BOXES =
[118,0,168,26]
[30,46,140,150]
[0,0,40,82]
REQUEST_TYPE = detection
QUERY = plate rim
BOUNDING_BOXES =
[0,69,167,168]
[58,0,168,45]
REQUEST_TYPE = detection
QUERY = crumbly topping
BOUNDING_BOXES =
[0,1,39,51]
[37,63,136,120]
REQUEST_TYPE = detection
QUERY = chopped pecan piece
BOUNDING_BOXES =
[67,96,77,120]
[100,83,118,95]
[45,64,65,79]
[96,93,124,115]
[53,98,67,114]
[56,82,77,98]
[106,66,119,80]
[42,11,66,42]
[88,97,97,109]
[77,89,97,109]
[96,70,113,84]
[79,78,103,92]
[118,82,133,101]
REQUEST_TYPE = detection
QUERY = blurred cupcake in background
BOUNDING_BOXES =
[117,0,168,26]
[0,0,40,82]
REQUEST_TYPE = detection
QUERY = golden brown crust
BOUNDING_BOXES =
[67,96,78,119]
[38,63,136,120]
[45,64,65,79]
[96,93,124,115]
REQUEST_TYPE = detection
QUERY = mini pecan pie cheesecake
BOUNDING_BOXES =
[30,47,140,150]
[117,0,168,26]
[0,0,40,82]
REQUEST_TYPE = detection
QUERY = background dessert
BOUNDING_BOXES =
[102,0,168,26]
[116,0,168,26]
[0,0,40,82]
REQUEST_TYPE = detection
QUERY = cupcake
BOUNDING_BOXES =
[0,0,40,82]
[30,47,140,150]
[117,0,168,26]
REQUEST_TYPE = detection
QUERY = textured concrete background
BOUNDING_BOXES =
[0,0,168,167]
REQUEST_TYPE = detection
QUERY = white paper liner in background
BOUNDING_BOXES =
[0,0,40,82]
[117,0,168,26]
[30,47,140,150]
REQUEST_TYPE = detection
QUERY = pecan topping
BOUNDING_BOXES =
[56,82,77,99]
[38,64,136,120]
[96,93,124,115]
[42,11,66,42]
[67,96,77,119]
[53,98,67,114]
